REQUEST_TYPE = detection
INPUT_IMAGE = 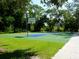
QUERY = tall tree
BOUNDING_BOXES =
[74,8,79,32]
[0,0,31,32]
[40,0,68,32]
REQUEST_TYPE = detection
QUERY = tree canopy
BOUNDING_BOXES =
[41,0,68,7]
[0,0,31,32]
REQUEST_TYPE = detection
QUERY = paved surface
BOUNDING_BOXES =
[30,56,40,59]
[52,36,79,59]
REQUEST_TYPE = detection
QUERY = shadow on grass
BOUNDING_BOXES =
[15,36,24,38]
[0,48,38,59]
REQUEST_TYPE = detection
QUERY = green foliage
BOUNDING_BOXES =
[27,4,44,19]
[63,10,77,32]
[34,15,49,32]
[41,0,68,6]
[0,0,31,32]
[0,0,30,16]
[40,0,68,32]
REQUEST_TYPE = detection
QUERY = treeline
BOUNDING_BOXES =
[0,0,46,33]
[0,0,79,33]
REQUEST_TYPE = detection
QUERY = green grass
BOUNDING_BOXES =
[0,33,72,59]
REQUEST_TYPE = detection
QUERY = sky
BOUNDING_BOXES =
[31,0,48,9]
[68,0,73,2]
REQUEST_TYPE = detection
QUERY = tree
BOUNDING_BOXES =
[22,4,45,32]
[0,17,5,32]
[26,4,44,19]
[62,10,77,32]
[0,0,31,32]
[34,15,49,32]
[40,0,68,32]
[41,0,68,7]
[74,8,79,32]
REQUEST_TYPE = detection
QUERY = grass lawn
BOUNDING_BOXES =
[0,32,72,59]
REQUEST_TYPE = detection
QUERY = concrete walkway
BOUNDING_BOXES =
[52,36,79,59]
